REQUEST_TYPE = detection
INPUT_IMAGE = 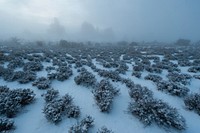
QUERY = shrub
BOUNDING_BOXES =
[0,87,35,118]
[184,93,200,115]
[93,79,119,112]
[43,89,59,102]
[97,126,114,133]
[156,81,189,97]
[23,61,43,72]
[61,94,80,118]
[0,68,14,81]
[18,71,36,84]
[115,62,128,74]
[98,70,121,82]
[10,71,24,81]
[188,66,200,73]
[47,73,57,80]
[45,66,56,72]
[128,98,186,130]
[13,88,36,105]
[0,86,9,93]
[193,75,200,80]
[102,62,112,68]
[0,117,14,132]
[43,99,63,123]
[129,84,153,101]
[7,58,24,69]
[133,64,144,72]
[43,93,80,124]
[167,72,192,85]
[145,66,162,74]
[127,83,186,131]
[56,66,73,81]
[132,71,141,78]
[69,116,94,133]
[74,68,97,87]
[122,78,135,89]
[32,77,51,89]
[144,74,162,83]
[65,105,80,118]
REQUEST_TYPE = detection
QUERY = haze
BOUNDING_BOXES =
[0,0,199,42]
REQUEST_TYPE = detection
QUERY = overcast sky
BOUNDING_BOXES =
[0,0,199,42]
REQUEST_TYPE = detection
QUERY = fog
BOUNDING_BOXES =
[0,0,199,42]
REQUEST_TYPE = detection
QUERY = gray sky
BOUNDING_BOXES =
[0,0,199,42]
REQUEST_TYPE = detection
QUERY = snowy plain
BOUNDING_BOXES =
[1,46,200,133]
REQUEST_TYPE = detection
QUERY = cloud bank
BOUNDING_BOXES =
[0,0,200,42]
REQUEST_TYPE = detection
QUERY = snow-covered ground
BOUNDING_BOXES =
[1,48,200,133]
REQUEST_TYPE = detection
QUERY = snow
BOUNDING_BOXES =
[1,54,200,133]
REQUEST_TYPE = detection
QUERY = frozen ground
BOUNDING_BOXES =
[0,44,200,133]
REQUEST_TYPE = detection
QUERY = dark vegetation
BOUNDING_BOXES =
[93,79,119,112]
[42,89,80,124]
[127,84,186,131]
[0,86,35,132]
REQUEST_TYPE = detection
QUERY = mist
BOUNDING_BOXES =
[0,0,200,42]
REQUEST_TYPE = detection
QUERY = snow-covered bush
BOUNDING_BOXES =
[115,62,128,74]
[93,79,119,112]
[178,60,192,67]
[0,87,35,118]
[32,77,51,89]
[74,68,97,87]
[43,93,80,124]
[13,88,36,105]
[109,62,119,68]
[56,66,73,81]
[144,74,162,83]
[7,58,24,69]
[18,71,36,84]
[188,66,200,73]
[0,86,9,93]
[69,116,94,133]
[43,99,63,123]
[184,93,200,115]
[61,94,80,118]
[192,59,200,66]
[129,84,153,101]
[132,71,142,78]
[43,89,59,102]
[0,68,14,82]
[156,80,189,97]
[153,67,162,74]
[98,70,122,82]
[167,66,181,73]
[102,62,112,68]
[133,64,144,72]
[128,98,186,130]
[141,59,151,66]
[0,92,21,117]
[97,126,114,133]
[0,117,14,132]
[122,78,135,89]
[193,75,200,80]
[167,72,192,85]
[145,66,162,74]
[144,66,153,73]
[9,71,24,81]
[23,61,43,72]
[45,66,56,73]
[75,61,83,68]
[47,73,57,80]
[65,104,80,118]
